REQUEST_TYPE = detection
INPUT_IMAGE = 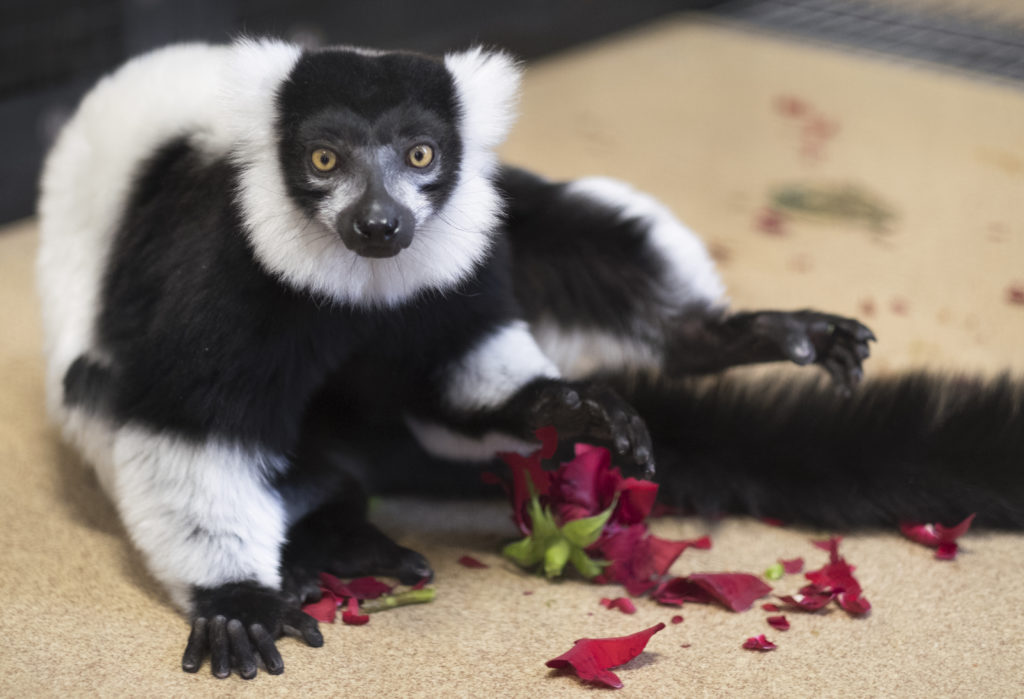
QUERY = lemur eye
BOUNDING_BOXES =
[407,144,434,168]
[311,149,338,173]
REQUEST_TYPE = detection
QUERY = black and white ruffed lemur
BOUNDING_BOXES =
[37,39,1023,679]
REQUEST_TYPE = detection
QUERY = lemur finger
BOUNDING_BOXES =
[249,623,284,675]
[283,609,324,648]
[393,548,434,586]
[827,343,863,388]
[181,617,209,673]
[227,619,258,680]
[821,359,854,398]
[209,615,231,679]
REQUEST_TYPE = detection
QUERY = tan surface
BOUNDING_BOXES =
[2,16,1023,696]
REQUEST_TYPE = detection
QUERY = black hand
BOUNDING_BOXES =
[182,581,323,679]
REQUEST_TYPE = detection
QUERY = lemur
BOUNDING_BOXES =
[37,39,1023,680]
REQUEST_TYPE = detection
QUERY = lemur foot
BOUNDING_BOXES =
[183,581,323,679]
[281,505,433,605]
[529,381,655,478]
[750,310,875,394]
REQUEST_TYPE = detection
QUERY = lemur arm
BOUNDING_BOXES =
[404,319,655,476]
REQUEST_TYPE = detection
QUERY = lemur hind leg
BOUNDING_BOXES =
[276,427,433,606]
[665,309,876,394]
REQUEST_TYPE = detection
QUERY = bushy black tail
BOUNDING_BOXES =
[612,372,1024,529]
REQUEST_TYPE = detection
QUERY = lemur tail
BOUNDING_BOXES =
[609,371,1024,529]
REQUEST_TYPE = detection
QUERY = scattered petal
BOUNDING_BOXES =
[652,577,715,607]
[777,591,834,612]
[457,555,490,569]
[761,603,780,613]
[303,591,340,623]
[341,597,370,626]
[743,634,777,651]
[686,573,773,612]
[545,623,666,689]
[671,615,684,625]
[780,558,804,574]
[760,517,786,527]
[523,590,534,596]
[901,513,976,560]
[600,597,637,614]
[767,615,790,631]
[346,576,392,600]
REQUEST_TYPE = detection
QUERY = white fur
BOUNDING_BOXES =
[404,416,538,461]
[445,320,560,411]
[564,177,726,308]
[112,427,287,611]
[531,320,664,380]
[37,43,233,426]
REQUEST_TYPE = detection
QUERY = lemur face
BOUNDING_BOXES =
[276,51,463,259]
[230,41,519,306]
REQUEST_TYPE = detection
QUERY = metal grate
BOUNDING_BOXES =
[707,0,1024,84]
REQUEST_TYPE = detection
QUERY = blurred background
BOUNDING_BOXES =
[1,0,1023,225]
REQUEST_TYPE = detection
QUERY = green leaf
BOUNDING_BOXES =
[544,538,572,578]
[561,496,618,548]
[569,546,606,579]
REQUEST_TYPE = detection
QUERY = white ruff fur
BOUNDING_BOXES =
[445,320,560,410]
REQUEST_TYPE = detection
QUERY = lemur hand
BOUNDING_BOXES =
[752,310,875,395]
[182,582,323,679]
[529,381,655,479]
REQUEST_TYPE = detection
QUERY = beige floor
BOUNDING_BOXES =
[2,14,1023,697]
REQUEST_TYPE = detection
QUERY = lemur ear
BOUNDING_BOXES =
[444,47,523,152]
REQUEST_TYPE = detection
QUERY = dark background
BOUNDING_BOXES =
[3,0,1022,225]
[0,0,704,225]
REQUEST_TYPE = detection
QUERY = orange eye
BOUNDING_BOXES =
[311,149,338,172]
[407,144,434,168]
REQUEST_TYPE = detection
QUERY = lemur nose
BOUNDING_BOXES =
[353,217,400,241]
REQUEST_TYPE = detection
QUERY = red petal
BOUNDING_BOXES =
[536,426,560,459]
[613,477,660,525]
[671,615,683,624]
[839,593,872,615]
[811,537,843,560]
[319,572,353,599]
[936,542,959,560]
[545,623,666,688]
[760,517,786,527]
[341,597,370,626]
[767,615,790,631]
[742,634,777,651]
[501,449,552,535]
[777,591,834,612]
[934,513,976,541]
[302,590,340,623]
[780,557,804,574]
[346,576,392,599]
[761,603,780,612]
[600,597,637,614]
[652,577,715,607]
[457,555,489,569]
[900,522,941,547]
[686,573,773,612]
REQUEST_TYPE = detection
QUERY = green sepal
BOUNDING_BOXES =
[544,537,572,578]
[569,546,607,579]
[764,562,785,580]
[560,494,619,549]
[502,536,544,568]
